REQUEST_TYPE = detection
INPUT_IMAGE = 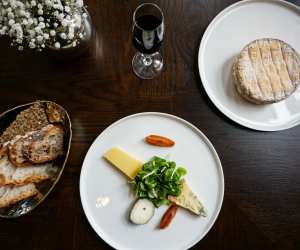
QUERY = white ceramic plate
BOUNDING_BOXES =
[80,113,224,250]
[198,0,300,131]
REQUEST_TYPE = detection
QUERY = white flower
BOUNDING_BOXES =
[58,13,64,21]
[36,35,43,42]
[9,0,17,9]
[19,10,26,17]
[12,23,23,38]
[34,26,41,33]
[39,22,45,29]
[45,0,52,6]
[61,19,68,27]
[29,41,36,48]
[60,32,67,39]
[27,18,33,25]
[53,4,60,9]
[54,42,60,48]
[18,45,23,50]
[76,0,83,8]
[68,33,74,40]
[8,19,15,26]
[16,1,24,8]
[64,6,70,13]
[0,0,86,50]
[28,30,36,38]
[0,28,6,35]
[7,12,14,19]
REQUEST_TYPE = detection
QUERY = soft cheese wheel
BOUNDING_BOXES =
[233,38,300,104]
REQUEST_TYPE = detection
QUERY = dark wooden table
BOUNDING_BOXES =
[0,0,300,249]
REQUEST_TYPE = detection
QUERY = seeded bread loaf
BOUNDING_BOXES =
[0,103,49,146]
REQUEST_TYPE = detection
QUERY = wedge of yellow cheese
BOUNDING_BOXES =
[168,179,207,217]
[103,147,143,179]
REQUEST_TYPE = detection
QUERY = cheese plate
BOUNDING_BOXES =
[79,112,224,250]
[198,0,300,131]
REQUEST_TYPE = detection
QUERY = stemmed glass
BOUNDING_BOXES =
[132,3,164,79]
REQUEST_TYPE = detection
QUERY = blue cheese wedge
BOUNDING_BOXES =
[168,179,207,216]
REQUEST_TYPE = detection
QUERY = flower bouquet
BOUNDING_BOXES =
[0,0,89,51]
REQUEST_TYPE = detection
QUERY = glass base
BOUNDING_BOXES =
[132,52,163,79]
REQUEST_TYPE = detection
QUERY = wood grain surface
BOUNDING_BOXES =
[0,0,300,249]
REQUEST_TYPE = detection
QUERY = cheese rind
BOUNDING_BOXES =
[168,179,206,216]
[103,147,143,179]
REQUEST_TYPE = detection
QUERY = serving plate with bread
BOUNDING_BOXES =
[198,0,300,131]
[0,101,72,218]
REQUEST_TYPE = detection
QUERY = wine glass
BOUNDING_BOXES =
[132,3,164,79]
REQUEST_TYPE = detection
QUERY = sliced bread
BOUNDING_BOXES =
[8,124,64,167]
[23,124,64,164]
[0,183,38,208]
[0,156,58,186]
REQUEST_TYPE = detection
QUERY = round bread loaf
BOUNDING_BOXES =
[233,38,300,104]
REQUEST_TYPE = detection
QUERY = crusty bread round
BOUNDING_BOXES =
[233,38,300,104]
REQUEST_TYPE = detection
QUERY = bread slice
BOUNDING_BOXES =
[0,183,38,208]
[23,124,64,164]
[0,102,49,146]
[8,124,64,167]
[233,39,300,104]
[0,156,58,186]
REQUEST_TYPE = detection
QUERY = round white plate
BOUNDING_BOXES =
[80,113,224,250]
[198,0,300,131]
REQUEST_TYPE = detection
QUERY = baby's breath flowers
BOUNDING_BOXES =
[0,0,87,51]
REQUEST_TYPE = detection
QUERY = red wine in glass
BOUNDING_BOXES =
[132,3,164,79]
[133,14,163,54]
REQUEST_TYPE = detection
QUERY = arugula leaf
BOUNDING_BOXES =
[131,156,187,208]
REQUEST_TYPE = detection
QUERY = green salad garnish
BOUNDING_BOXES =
[131,156,187,207]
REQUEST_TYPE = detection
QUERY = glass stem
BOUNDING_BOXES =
[141,54,153,66]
